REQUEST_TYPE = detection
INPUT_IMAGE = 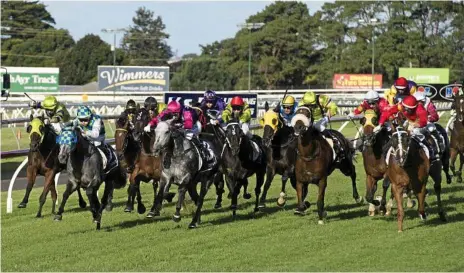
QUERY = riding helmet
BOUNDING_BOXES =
[167,101,182,113]
[401,96,418,109]
[302,91,316,105]
[394,77,409,91]
[144,96,158,111]
[204,90,217,102]
[126,99,137,110]
[231,96,244,107]
[282,96,296,106]
[42,96,58,110]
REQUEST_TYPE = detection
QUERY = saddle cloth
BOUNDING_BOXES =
[385,142,429,166]
[97,145,118,174]
[321,135,337,161]
[192,140,216,172]
[250,140,261,162]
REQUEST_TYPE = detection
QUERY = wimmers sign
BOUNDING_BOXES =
[98,66,169,92]
[0,67,59,92]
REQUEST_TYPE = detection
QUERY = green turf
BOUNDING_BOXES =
[2,158,464,272]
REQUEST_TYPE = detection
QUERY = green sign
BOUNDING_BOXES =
[0,67,59,92]
[399,68,449,84]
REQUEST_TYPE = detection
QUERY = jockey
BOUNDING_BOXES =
[144,100,207,168]
[72,106,115,169]
[414,91,445,156]
[222,96,252,138]
[279,95,298,127]
[376,95,439,161]
[348,90,390,118]
[190,101,207,131]
[144,96,166,120]
[29,95,70,134]
[121,99,138,127]
[298,91,338,133]
[200,90,227,124]
[384,77,417,105]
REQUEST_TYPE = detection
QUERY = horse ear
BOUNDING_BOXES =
[265,101,269,112]
[26,125,32,133]
[273,102,281,113]
[136,103,140,110]
[29,114,33,121]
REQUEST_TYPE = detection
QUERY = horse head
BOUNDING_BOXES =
[153,119,173,157]
[115,115,131,164]
[133,108,151,142]
[224,121,243,156]
[27,116,46,152]
[455,95,464,123]
[57,128,78,165]
[260,109,281,148]
[360,109,380,148]
[390,126,410,167]
[291,107,312,136]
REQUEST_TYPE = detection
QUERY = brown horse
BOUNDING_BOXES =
[292,107,360,224]
[360,109,391,216]
[19,115,86,217]
[450,94,464,183]
[385,114,446,232]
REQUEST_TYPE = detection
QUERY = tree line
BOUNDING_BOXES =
[1,1,463,89]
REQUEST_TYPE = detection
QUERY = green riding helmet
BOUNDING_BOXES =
[42,96,58,111]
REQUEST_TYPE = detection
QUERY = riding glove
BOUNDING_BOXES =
[373,125,381,133]
[348,113,355,118]
[144,125,151,132]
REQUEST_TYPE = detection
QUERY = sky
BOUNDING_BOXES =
[43,1,326,57]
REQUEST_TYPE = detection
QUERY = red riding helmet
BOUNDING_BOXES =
[394,77,409,91]
[401,95,418,109]
[231,96,244,107]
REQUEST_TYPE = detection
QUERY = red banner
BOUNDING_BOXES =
[333,74,383,89]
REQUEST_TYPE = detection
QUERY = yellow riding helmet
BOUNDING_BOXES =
[302,91,316,105]
[42,96,58,110]
[282,95,295,106]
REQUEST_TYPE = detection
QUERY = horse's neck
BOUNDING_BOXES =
[39,129,57,157]
[172,137,190,157]
[299,129,320,154]
[140,133,152,154]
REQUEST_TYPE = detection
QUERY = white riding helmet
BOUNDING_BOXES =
[364,90,379,102]
[413,91,426,102]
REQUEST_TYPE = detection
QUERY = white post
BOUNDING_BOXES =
[54,172,60,205]
[7,157,29,213]
[338,121,349,133]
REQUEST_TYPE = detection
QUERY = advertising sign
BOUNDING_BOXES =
[417,84,438,99]
[399,68,449,84]
[164,92,259,118]
[333,74,383,89]
[98,66,169,92]
[439,83,463,101]
[0,67,59,92]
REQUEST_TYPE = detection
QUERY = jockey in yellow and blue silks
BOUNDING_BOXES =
[279,95,298,127]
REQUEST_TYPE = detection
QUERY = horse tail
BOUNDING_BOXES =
[111,166,128,189]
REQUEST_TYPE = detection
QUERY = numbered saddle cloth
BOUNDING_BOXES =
[97,144,118,174]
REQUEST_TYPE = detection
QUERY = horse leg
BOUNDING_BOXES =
[365,175,378,216]
[18,166,37,208]
[49,180,58,215]
[148,177,167,218]
[36,171,54,218]
[416,183,428,221]
[458,153,464,183]
[54,181,78,221]
[442,148,452,184]
[316,177,328,225]
[135,180,146,214]
[242,179,252,200]
[189,180,208,229]
[230,180,241,217]
[277,175,288,207]
[379,177,390,216]
[450,148,459,183]
[429,166,447,222]
[187,182,200,206]
[105,185,114,212]
[349,163,363,204]
[96,181,113,230]
[294,180,306,216]
[147,181,159,217]
[173,186,188,222]
[386,184,394,216]
[213,174,225,209]
[391,183,404,232]
[302,183,310,210]
[77,188,87,208]
[259,166,275,208]
[254,171,265,212]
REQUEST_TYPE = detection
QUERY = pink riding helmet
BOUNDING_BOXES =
[167,100,182,113]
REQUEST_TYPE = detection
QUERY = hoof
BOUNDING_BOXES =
[79,201,87,209]
[243,193,252,200]
[318,220,324,225]
[294,209,305,216]
[398,230,403,233]
[385,211,392,216]
[368,211,375,217]
[304,201,311,210]
[368,204,376,216]
[146,211,160,218]
[105,204,113,212]
[439,211,447,222]
[406,199,416,209]
[54,215,62,221]
[124,206,133,213]
[419,212,428,221]
[172,214,181,223]
[96,222,101,230]
[277,198,286,207]
[188,223,197,229]
[36,213,43,218]
[229,204,237,210]
[18,202,27,208]
[137,204,147,214]
[214,203,222,209]
[355,196,364,204]
[258,203,266,209]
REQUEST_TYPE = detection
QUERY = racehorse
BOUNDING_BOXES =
[54,127,127,230]
[450,94,464,183]
[151,119,220,228]
[19,115,86,217]
[292,107,362,224]
[259,105,299,208]
[385,114,446,232]
[359,110,391,216]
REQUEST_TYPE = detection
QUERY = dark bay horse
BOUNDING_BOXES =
[259,107,298,208]
[450,94,464,183]
[55,127,127,230]
[359,109,391,216]
[152,120,220,228]
[19,115,86,217]
[385,116,446,232]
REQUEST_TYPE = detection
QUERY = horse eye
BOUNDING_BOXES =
[272,118,277,125]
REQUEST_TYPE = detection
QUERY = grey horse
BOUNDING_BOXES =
[54,127,127,230]
[151,119,220,228]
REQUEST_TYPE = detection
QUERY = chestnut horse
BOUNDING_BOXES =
[450,94,464,183]
[385,114,446,232]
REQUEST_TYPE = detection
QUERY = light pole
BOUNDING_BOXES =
[101,28,126,94]
[237,22,265,92]
[358,18,379,90]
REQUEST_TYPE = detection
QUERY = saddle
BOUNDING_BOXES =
[249,135,263,163]
[190,137,216,172]
[322,130,346,163]
[97,143,119,174]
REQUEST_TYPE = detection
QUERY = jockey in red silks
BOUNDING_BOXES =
[348,90,391,118]
[376,95,440,161]
[144,100,208,167]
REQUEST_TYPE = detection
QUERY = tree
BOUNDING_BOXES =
[59,34,114,85]
[122,7,172,66]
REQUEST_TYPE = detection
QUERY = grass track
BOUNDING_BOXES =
[2,157,464,272]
